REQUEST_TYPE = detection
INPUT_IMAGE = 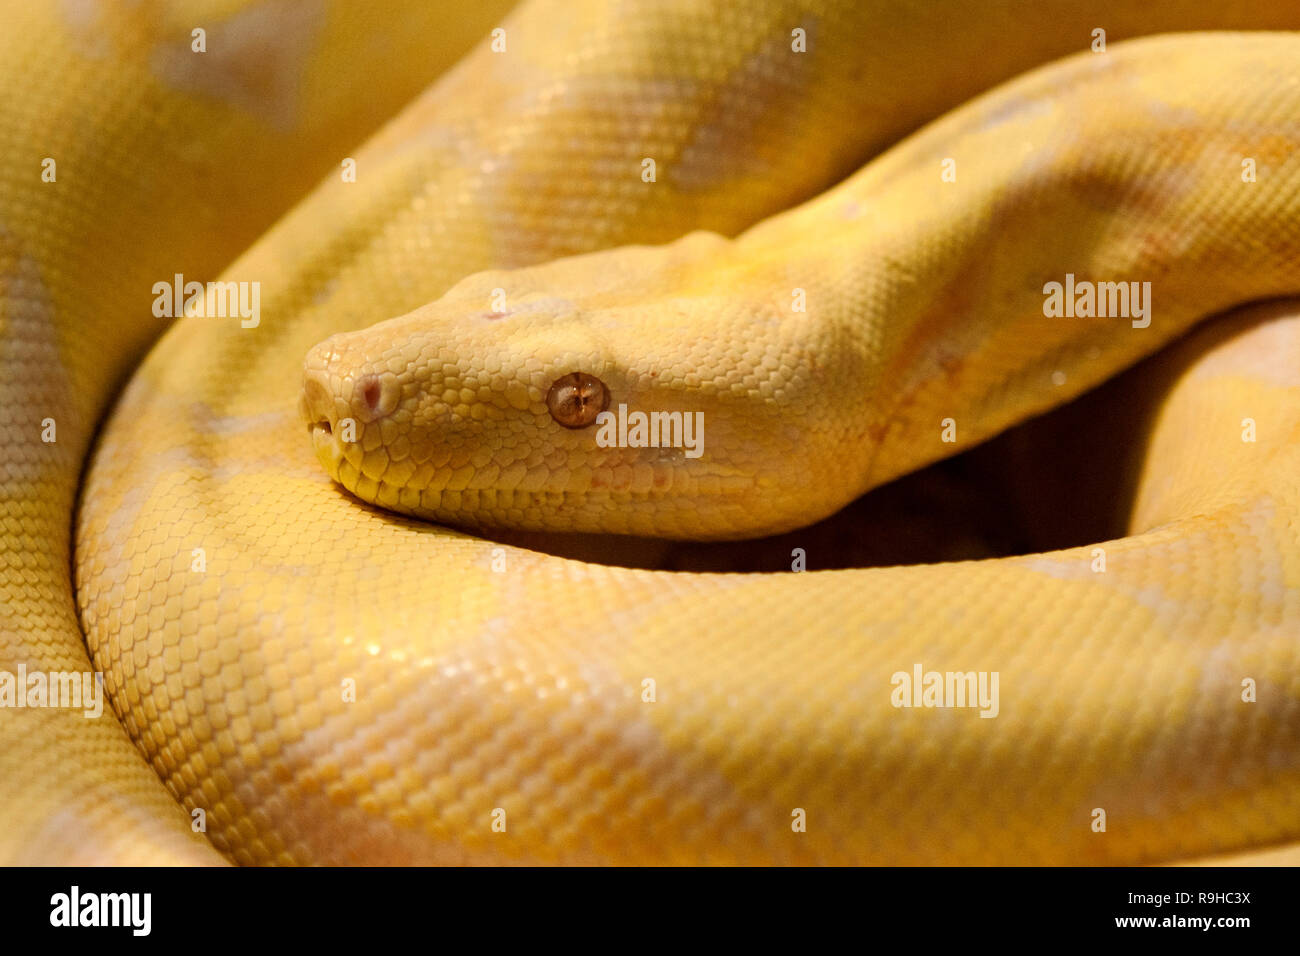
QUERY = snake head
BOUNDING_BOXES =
[300,234,858,539]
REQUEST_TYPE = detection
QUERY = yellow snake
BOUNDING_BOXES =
[3,0,1299,865]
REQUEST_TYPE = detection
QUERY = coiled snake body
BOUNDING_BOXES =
[3,0,1300,864]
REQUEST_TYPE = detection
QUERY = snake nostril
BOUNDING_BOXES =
[357,374,388,418]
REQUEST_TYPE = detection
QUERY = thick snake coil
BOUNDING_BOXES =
[2,0,1299,865]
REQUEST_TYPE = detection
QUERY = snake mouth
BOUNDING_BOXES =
[300,368,341,440]
[308,419,346,480]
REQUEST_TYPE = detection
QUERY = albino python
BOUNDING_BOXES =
[2,0,1299,865]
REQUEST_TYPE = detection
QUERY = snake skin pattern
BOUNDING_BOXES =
[2,0,1299,865]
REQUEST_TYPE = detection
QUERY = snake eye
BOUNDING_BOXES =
[546,372,610,428]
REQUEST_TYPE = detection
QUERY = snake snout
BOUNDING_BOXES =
[299,363,337,434]
[302,337,402,426]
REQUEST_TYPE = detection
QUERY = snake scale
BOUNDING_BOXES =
[3,0,1299,865]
